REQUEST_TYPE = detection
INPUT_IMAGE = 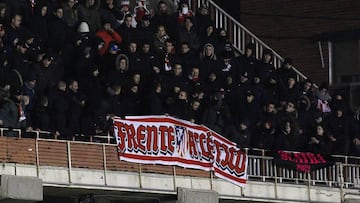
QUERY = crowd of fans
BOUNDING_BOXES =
[0,0,359,156]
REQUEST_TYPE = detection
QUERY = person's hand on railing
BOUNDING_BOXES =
[353,138,360,145]
[309,137,319,144]
[26,126,33,132]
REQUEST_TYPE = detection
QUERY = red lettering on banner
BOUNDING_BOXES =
[136,125,146,152]
[125,124,138,150]
[199,133,210,160]
[234,150,246,175]
[214,139,222,164]
[220,143,229,168]
[227,147,236,171]
[167,127,175,153]
[278,151,292,161]
[206,133,214,160]
[146,125,158,153]
[113,117,248,188]
[188,131,198,158]
[159,126,168,153]
[316,154,327,164]
[115,122,126,152]
[307,152,319,164]
[296,164,310,172]
[294,153,305,163]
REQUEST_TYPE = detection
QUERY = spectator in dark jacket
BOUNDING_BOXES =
[122,82,142,116]
[275,120,299,151]
[224,119,252,149]
[201,91,232,134]
[105,53,130,95]
[117,14,135,48]
[178,17,200,52]
[254,119,276,150]
[22,73,37,127]
[307,124,331,155]
[176,41,197,76]
[5,13,24,54]
[256,48,276,83]
[33,96,51,132]
[276,57,297,90]
[234,43,258,80]
[146,82,166,115]
[9,39,30,79]
[199,43,219,79]
[134,14,154,44]
[0,87,27,135]
[169,89,192,121]
[67,80,86,135]
[34,53,62,97]
[99,0,122,30]
[151,1,176,39]
[62,0,79,29]
[236,89,261,131]
[326,107,350,155]
[278,76,300,103]
[78,0,101,33]
[47,6,73,54]
[28,3,49,45]
[48,81,69,138]
[138,41,158,87]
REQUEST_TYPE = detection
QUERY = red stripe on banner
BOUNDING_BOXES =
[214,167,247,184]
[117,116,236,146]
[113,116,248,187]
[119,152,213,168]
[209,131,236,146]
[122,117,209,131]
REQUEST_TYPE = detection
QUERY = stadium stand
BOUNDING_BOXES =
[0,0,359,157]
[0,0,359,202]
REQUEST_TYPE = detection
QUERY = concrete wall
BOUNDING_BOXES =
[177,188,218,203]
[0,175,42,202]
[236,0,360,84]
[218,1,360,84]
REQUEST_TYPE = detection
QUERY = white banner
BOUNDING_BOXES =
[113,115,247,187]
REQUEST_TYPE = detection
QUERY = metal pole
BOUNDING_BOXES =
[102,144,108,186]
[67,141,72,183]
[35,138,40,177]
[328,41,333,85]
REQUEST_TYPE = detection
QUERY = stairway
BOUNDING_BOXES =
[191,0,308,82]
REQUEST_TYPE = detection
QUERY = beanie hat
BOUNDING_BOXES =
[120,0,130,6]
[77,22,90,33]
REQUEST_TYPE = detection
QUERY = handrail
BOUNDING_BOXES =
[194,0,309,82]
[2,128,359,189]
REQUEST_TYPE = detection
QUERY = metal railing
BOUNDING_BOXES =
[1,127,359,189]
[0,127,115,143]
[246,149,360,189]
[191,0,308,82]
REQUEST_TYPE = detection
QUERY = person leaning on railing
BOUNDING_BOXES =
[0,87,27,136]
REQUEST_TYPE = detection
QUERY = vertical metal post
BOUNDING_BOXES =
[318,41,325,68]
[307,172,311,202]
[102,144,107,186]
[210,171,214,190]
[339,163,345,203]
[138,163,142,188]
[35,138,40,178]
[67,141,72,183]
[328,41,333,85]
[274,164,278,199]
[173,166,177,191]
